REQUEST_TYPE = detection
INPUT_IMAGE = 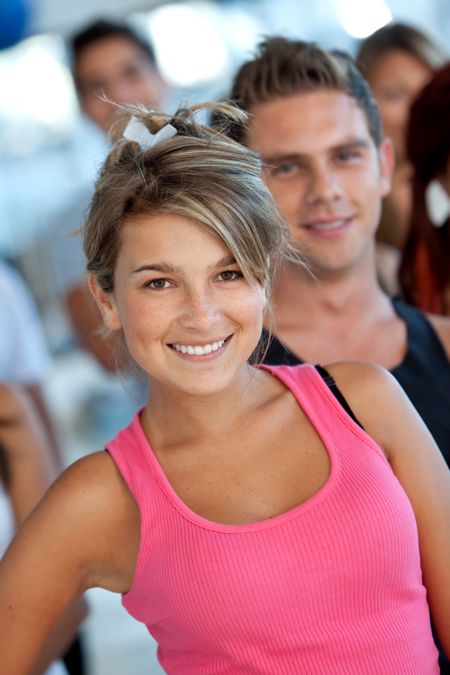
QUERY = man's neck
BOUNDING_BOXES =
[269,256,406,369]
[273,259,389,328]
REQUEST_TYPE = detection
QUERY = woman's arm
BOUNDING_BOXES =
[327,362,450,657]
[0,449,140,675]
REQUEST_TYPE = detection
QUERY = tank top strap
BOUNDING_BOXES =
[106,407,157,505]
[392,297,448,368]
[260,363,369,446]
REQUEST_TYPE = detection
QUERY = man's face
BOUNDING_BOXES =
[246,90,393,278]
[75,36,167,132]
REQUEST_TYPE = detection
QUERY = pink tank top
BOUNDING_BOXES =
[106,364,439,674]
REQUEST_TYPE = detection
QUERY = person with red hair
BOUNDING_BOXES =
[400,63,450,315]
[356,23,446,254]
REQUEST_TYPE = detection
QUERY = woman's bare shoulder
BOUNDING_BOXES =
[50,450,135,520]
[6,449,141,593]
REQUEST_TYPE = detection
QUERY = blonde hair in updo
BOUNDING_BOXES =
[84,101,296,300]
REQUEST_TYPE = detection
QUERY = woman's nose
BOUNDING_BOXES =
[178,289,220,330]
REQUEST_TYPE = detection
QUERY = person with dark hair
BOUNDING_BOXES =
[400,63,450,316]
[356,22,446,253]
[226,36,450,672]
[71,18,167,133]
[0,101,448,674]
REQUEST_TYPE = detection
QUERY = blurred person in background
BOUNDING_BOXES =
[356,23,446,251]
[0,259,88,674]
[0,382,88,675]
[400,63,450,316]
[0,259,62,468]
[72,19,167,134]
[62,19,168,372]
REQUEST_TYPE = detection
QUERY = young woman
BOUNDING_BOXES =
[356,22,446,251]
[400,63,450,316]
[0,102,449,674]
[0,384,87,675]
[356,23,447,296]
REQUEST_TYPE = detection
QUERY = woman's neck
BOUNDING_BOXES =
[141,365,271,448]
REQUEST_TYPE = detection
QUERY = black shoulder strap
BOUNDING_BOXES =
[392,297,449,365]
[314,365,364,430]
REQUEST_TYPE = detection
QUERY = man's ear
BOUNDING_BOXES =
[88,273,122,331]
[378,137,395,198]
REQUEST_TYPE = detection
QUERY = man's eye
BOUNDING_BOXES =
[269,162,297,177]
[123,65,142,80]
[145,279,171,289]
[82,81,104,96]
[218,270,243,281]
[336,150,362,163]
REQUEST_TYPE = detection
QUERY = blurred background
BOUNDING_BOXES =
[0,0,448,673]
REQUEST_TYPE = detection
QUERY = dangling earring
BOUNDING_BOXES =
[425,179,450,227]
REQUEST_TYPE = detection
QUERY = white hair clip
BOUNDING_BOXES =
[123,116,177,150]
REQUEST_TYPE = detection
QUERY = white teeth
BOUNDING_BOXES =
[172,339,226,356]
[311,219,345,230]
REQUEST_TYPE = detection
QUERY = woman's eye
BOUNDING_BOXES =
[145,278,172,289]
[218,270,243,282]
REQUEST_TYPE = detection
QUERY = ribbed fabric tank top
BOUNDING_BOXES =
[106,364,438,674]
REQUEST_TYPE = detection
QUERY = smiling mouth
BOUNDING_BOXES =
[169,335,232,356]
[303,217,352,231]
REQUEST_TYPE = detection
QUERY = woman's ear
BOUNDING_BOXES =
[88,273,122,331]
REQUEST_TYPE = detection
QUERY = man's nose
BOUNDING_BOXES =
[306,165,343,204]
[106,79,138,105]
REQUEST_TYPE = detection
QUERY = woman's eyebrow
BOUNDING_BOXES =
[131,262,181,275]
[211,255,237,270]
[131,256,237,275]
